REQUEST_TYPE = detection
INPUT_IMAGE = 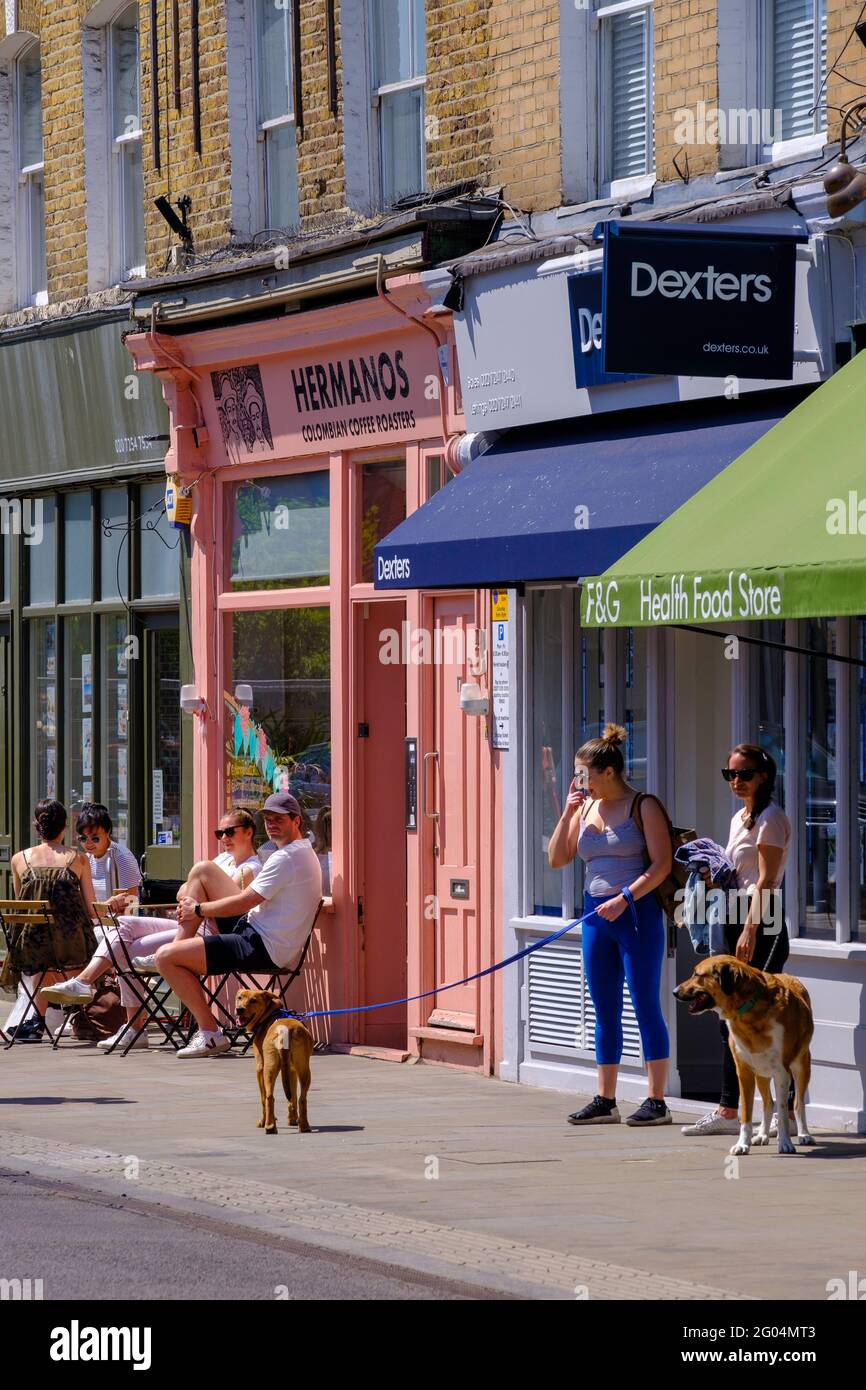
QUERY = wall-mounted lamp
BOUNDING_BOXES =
[459,681,489,717]
[824,99,866,218]
[234,683,253,707]
[180,684,206,716]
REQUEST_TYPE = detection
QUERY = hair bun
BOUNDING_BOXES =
[602,723,627,747]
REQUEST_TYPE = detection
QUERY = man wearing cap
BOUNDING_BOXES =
[157,793,322,1059]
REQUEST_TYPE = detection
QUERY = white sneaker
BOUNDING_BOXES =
[681,1110,740,1136]
[98,1026,149,1051]
[176,1030,231,1059]
[40,978,95,1006]
[132,954,159,972]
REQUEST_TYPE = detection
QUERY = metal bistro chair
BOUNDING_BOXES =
[197,899,324,1053]
[92,902,191,1055]
[0,899,89,1049]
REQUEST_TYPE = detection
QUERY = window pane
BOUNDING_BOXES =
[579,628,605,741]
[152,629,181,843]
[265,122,299,228]
[623,628,647,792]
[256,0,292,121]
[380,88,425,203]
[228,608,331,818]
[1,534,10,603]
[426,455,445,499]
[33,617,57,800]
[804,618,836,938]
[751,619,786,806]
[28,495,56,605]
[359,462,406,582]
[64,492,92,602]
[229,472,329,591]
[100,487,128,600]
[532,591,563,917]
[27,172,46,299]
[66,615,93,812]
[111,4,140,137]
[857,619,866,940]
[773,0,826,140]
[372,0,425,85]
[103,615,130,844]
[121,139,145,273]
[608,9,651,181]
[17,45,43,168]
[140,482,179,597]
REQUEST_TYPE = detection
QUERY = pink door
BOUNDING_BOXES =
[426,595,480,1032]
[357,600,408,1048]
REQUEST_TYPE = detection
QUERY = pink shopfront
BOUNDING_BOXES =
[126,277,502,1069]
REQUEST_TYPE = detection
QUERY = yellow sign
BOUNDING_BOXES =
[491,589,509,621]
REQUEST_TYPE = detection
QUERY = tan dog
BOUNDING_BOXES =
[674,954,815,1156]
[235,988,314,1135]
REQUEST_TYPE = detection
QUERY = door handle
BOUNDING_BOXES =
[422,750,439,820]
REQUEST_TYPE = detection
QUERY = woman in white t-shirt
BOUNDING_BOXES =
[683,743,793,1138]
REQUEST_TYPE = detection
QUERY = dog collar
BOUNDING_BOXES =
[736,992,759,1015]
[252,1007,303,1035]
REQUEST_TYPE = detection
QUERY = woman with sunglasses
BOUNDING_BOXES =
[41,810,261,1050]
[75,803,141,914]
[682,743,792,1138]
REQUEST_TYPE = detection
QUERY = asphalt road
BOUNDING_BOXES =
[0,1170,508,1301]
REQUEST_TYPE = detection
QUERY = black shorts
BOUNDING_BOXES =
[203,916,277,973]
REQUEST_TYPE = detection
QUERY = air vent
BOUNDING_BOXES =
[527,935,642,1060]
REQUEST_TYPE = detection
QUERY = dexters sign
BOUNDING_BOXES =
[600,221,806,380]
[567,270,645,388]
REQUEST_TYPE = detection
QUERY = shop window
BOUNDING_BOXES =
[150,627,181,844]
[139,482,179,598]
[15,40,46,307]
[254,0,299,229]
[227,607,331,821]
[371,0,426,206]
[426,454,454,500]
[804,618,837,939]
[64,492,92,603]
[532,590,565,917]
[600,1,654,192]
[27,495,56,605]
[359,460,406,583]
[228,472,329,592]
[109,2,144,278]
[769,0,827,144]
[0,535,8,604]
[751,619,786,806]
[623,628,647,791]
[33,617,57,800]
[579,628,605,741]
[100,486,128,601]
[103,613,130,844]
[65,615,93,812]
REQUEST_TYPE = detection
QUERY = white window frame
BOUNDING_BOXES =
[763,0,827,164]
[253,0,298,232]
[369,0,427,210]
[718,0,827,173]
[14,38,45,307]
[108,2,144,280]
[597,0,655,202]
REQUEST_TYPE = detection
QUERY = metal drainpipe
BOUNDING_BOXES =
[372,255,462,470]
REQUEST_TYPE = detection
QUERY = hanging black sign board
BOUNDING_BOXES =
[600,221,807,381]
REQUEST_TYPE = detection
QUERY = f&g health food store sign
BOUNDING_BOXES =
[582,570,785,628]
[601,221,806,380]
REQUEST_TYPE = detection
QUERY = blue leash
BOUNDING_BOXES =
[295,898,637,1021]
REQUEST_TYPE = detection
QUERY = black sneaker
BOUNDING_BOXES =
[567,1095,621,1125]
[8,1018,45,1044]
[626,1097,671,1126]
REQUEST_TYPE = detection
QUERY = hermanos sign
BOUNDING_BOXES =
[600,221,805,381]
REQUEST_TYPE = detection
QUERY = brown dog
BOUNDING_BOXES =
[674,954,815,1156]
[235,988,314,1135]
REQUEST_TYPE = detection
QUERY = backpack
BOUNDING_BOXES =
[70,977,126,1042]
[631,793,697,923]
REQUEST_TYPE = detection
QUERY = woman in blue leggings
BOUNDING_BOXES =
[548,723,672,1126]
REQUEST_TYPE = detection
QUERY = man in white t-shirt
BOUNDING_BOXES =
[159,793,322,1059]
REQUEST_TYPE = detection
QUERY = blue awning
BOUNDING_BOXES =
[373,394,805,590]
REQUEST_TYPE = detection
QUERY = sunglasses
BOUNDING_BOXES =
[721,768,759,783]
[77,832,103,844]
[214,827,241,839]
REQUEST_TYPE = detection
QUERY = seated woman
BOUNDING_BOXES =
[76,802,141,914]
[3,799,97,1043]
[41,809,260,1051]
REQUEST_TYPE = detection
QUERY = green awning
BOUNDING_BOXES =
[580,352,866,628]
